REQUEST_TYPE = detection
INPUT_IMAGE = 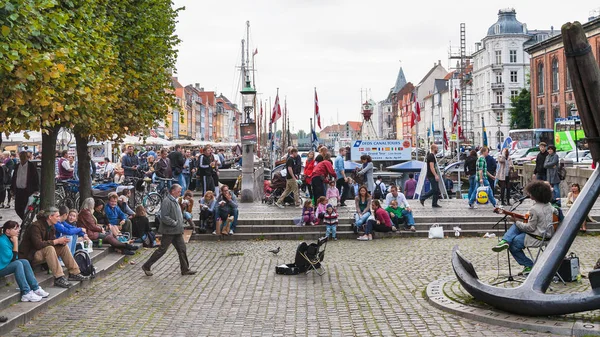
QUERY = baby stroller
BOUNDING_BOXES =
[263,172,298,205]
[275,236,328,276]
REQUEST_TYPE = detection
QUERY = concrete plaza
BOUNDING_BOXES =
[7,234,600,336]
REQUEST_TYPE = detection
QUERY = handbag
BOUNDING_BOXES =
[428,224,444,239]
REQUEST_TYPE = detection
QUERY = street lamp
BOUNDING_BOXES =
[239,76,258,202]
[571,105,579,162]
[240,77,256,123]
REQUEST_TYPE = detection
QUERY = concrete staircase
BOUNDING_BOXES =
[0,245,133,335]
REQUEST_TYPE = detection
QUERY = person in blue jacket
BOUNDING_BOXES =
[105,192,132,236]
[0,221,49,302]
[55,206,88,255]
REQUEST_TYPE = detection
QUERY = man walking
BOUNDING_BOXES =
[419,144,442,208]
[468,146,498,209]
[12,151,39,219]
[142,184,196,276]
[334,147,349,206]
[121,145,140,178]
[533,142,548,181]
[168,145,186,194]
[276,148,300,208]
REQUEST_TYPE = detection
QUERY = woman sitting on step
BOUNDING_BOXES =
[199,191,217,233]
[77,198,138,256]
[0,221,49,302]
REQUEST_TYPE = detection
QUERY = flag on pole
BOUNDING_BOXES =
[271,93,282,124]
[253,48,258,56]
[501,136,513,150]
[414,97,421,122]
[443,127,449,150]
[314,88,321,129]
[311,125,318,144]
[452,89,460,133]
[482,118,488,147]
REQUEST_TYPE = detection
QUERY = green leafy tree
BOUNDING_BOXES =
[509,88,533,129]
[297,129,307,139]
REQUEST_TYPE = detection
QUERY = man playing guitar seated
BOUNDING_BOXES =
[492,181,558,276]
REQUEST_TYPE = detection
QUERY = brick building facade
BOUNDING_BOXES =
[526,18,600,128]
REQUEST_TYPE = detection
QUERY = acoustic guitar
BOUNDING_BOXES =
[493,207,560,228]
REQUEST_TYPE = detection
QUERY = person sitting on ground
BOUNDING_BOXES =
[0,221,50,302]
[301,199,316,226]
[492,181,557,276]
[78,198,138,255]
[199,191,217,233]
[215,185,238,235]
[117,189,135,217]
[178,190,194,228]
[105,192,132,237]
[315,196,328,225]
[54,207,88,256]
[326,180,340,207]
[353,186,372,234]
[322,204,338,241]
[131,205,154,245]
[404,173,417,199]
[357,200,392,241]
[385,200,404,232]
[566,183,593,232]
[93,199,109,228]
[384,185,416,231]
[373,176,386,200]
[18,207,88,288]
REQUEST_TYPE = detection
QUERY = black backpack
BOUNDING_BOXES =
[143,231,157,248]
[373,182,383,200]
[74,250,96,278]
[1,165,10,185]
[558,166,567,181]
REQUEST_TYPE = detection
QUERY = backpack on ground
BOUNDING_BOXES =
[373,182,383,200]
[74,249,96,279]
[142,231,157,248]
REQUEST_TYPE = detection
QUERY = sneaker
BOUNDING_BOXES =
[181,270,197,276]
[212,231,217,235]
[468,204,477,209]
[229,230,234,235]
[141,265,153,276]
[275,203,284,209]
[68,274,88,282]
[391,226,398,232]
[21,290,42,302]
[410,226,416,232]
[126,244,139,251]
[521,266,533,276]
[33,287,50,298]
[333,237,338,241]
[492,239,509,252]
[122,250,135,256]
[357,236,369,241]
[432,204,442,208]
[54,276,72,288]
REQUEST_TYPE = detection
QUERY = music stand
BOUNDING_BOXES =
[492,198,526,286]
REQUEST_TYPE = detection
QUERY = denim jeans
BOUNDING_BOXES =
[502,224,533,267]
[469,178,497,207]
[0,259,40,295]
[218,208,239,232]
[354,212,371,228]
[183,211,192,220]
[325,225,337,238]
[552,183,560,202]
[468,175,476,200]
[402,209,415,225]
[175,173,186,195]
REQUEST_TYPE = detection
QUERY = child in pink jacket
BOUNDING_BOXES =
[326,180,340,207]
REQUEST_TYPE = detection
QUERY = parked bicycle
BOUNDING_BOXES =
[142,177,176,215]
[55,180,80,210]
[20,192,40,241]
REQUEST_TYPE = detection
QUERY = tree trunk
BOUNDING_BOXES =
[40,126,59,210]
[74,131,91,207]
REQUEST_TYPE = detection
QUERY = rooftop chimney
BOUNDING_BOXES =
[194,83,200,89]
[200,87,204,92]
[438,60,441,65]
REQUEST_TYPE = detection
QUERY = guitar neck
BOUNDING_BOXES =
[495,208,527,220]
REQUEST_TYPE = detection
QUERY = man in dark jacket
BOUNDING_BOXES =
[168,145,186,194]
[11,151,39,219]
[485,152,497,189]
[19,207,87,288]
[142,184,196,276]
[121,145,140,178]
[533,142,548,181]
[464,150,477,200]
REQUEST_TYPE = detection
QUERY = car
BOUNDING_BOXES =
[514,151,539,165]
[564,149,591,163]
[509,148,530,161]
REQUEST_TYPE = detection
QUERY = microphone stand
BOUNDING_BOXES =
[492,197,526,285]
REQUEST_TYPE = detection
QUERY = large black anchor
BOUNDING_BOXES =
[452,21,600,316]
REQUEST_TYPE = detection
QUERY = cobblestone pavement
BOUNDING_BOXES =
[8,235,600,337]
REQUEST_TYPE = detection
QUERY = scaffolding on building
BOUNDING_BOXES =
[448,23,475,146]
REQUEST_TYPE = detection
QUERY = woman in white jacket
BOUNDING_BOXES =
[496,148,513,206]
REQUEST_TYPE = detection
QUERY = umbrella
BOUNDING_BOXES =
[386,160,424,172]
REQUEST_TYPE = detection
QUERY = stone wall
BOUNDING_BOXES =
[518,163,593,197]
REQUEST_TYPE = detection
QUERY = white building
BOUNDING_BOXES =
[471,8,556,149]
[415,61,448,146]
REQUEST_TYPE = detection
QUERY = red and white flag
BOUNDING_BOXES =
[411,95,421,128]
[452,88,460,133]
[271,93,282,124]
[314,88,321,129]
[443,128,449,150]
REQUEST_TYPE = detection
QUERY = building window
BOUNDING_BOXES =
[495,72,502,83]
[495,50,502,64]
[510,71,518,83]
[511,90,519,100]
[495,92,503,104]
[553,106,560,120]
[496,112,503,124]
[552,58,559,92]
[566,66,572,90]
[539,109,546,128]
[537,63,544,95]
[496,131,504,144]
[509,50,517,63]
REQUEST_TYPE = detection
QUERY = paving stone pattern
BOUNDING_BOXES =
[8,235,600,336]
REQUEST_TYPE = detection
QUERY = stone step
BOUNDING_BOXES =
[0,245,134,336]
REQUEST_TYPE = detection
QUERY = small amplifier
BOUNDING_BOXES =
[557,253,580,282]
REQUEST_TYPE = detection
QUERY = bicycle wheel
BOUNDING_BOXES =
[20,209,35,241]
[63,196,77,210]
[134,190,144,208]
[143,193,162,215]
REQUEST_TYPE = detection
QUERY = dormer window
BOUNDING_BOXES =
[494,24,500,34]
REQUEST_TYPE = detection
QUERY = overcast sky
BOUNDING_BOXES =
[171,0,598,133]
